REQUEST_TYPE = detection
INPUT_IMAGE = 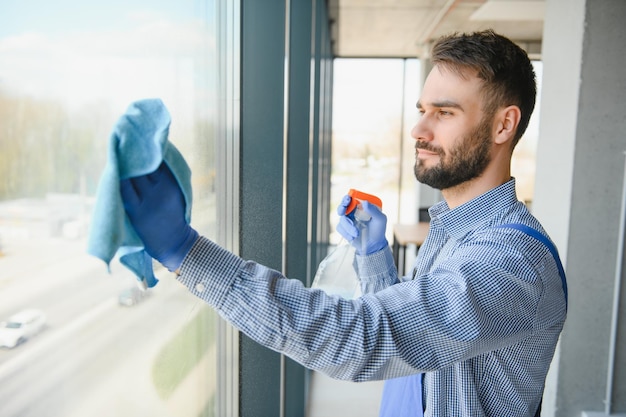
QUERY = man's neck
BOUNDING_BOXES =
[442,171,511,209]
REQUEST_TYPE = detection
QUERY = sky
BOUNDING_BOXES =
[0,0,201,37]
[0,0,215,115]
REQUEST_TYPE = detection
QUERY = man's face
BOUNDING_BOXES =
[411,65,494,190]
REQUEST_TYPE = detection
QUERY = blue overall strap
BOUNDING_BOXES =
[496,223,568,308]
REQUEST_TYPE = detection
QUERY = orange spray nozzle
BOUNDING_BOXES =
[345,189,383,215]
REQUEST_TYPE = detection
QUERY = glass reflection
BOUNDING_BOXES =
[0,1,219,416]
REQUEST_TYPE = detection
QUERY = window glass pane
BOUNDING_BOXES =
[0,2,219,416]
[331,58,542,230]
[512,61,542,207]
[331,58,420,245]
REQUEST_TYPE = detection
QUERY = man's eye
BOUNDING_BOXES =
[439,110,452,116]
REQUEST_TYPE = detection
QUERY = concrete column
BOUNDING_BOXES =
[534,0,626,415]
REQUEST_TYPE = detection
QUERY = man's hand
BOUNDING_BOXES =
[336,195,388,255]
[120,162,198,272]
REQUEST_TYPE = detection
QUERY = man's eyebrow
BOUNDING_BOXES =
[416,100,464,111]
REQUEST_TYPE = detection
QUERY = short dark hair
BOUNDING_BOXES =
[431,30,536,147]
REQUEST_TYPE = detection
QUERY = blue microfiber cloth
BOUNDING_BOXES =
[87,98,193,289]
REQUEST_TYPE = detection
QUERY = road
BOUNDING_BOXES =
[0,237,214,417]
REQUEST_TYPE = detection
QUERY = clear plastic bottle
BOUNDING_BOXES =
[311,189,383,299]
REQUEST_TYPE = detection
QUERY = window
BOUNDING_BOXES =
[330,58,542,274]
[512,61,543,207]
[331,58,420,245]
[0,1,229,416]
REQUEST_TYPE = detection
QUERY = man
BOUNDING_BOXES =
[120,30,567,416]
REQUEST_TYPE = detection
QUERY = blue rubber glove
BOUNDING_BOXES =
[120,162,198,272]
[336,195,388,255]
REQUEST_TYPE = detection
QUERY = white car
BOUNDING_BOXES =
[0,309,47,349]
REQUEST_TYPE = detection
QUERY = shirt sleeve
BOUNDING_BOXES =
[176,234,559,382]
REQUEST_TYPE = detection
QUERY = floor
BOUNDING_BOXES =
[306,371,385,417]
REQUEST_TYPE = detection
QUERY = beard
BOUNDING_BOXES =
[414,116,493,190]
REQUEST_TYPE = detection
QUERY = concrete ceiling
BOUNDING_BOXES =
[328,0,545,59]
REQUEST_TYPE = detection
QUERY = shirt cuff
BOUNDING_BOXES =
[356,245,398,288]
[176,236,247,309]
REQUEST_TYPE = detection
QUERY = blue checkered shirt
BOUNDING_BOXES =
[177,179,567,416]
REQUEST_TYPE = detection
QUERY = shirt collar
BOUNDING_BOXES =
[428,178,519,239]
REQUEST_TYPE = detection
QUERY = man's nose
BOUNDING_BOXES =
[411,116,433,142]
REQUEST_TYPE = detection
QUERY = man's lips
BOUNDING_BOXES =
[416,147,439,157]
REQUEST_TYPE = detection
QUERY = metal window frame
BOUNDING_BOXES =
[214,0,333,415]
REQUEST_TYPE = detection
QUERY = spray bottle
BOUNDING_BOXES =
[311,189,383,299]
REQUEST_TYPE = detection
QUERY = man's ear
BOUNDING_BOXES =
[494,105,521,145]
